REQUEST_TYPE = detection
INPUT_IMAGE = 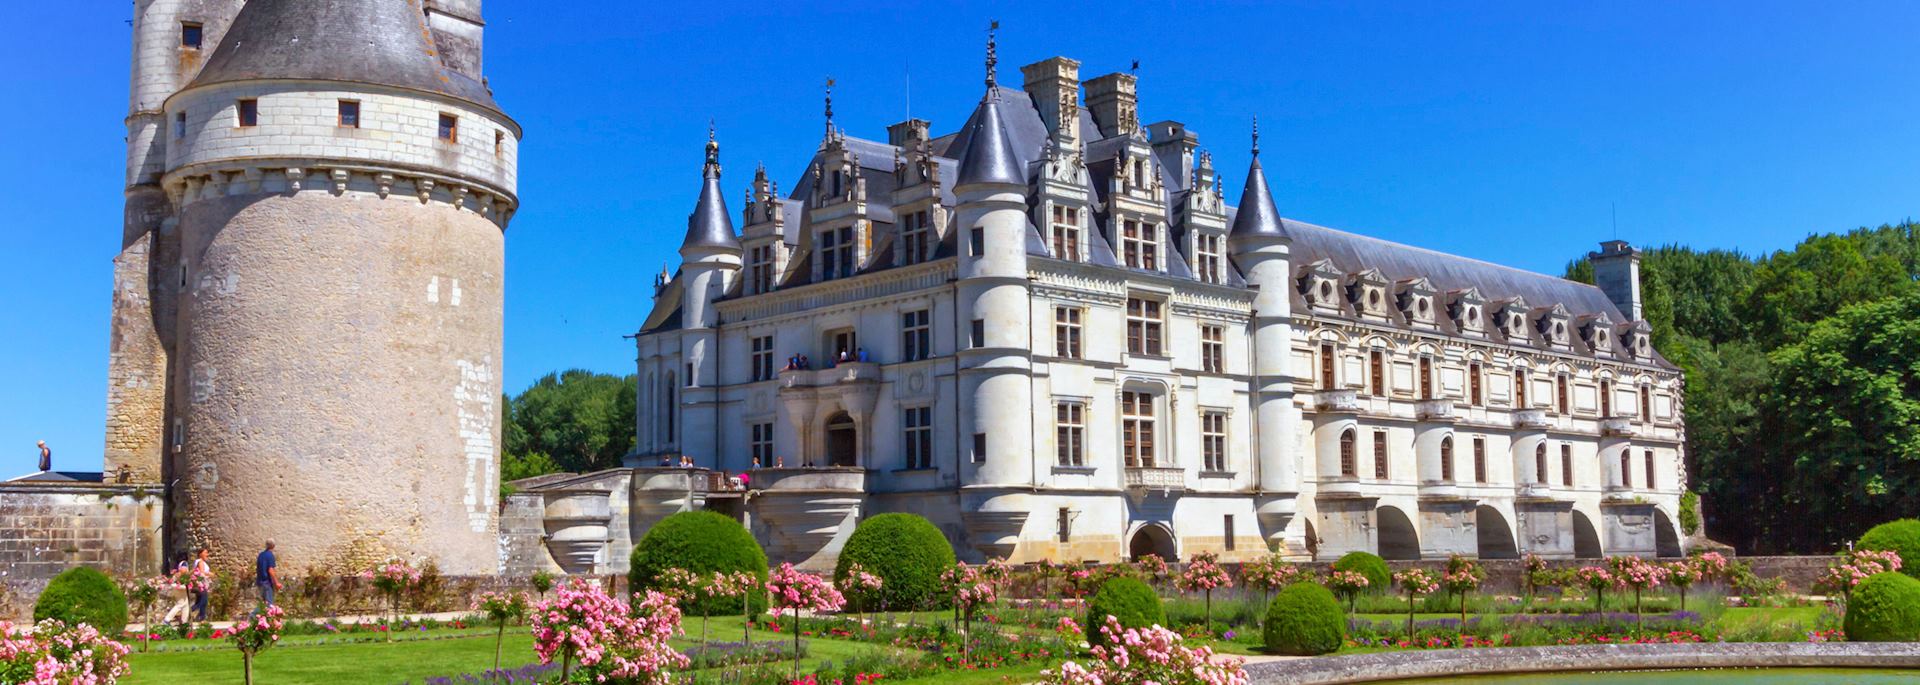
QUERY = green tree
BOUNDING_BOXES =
[503,370,636,474]
[1743,233,1912,348]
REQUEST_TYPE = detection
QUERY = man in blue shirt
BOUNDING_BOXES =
[256,540,281,606]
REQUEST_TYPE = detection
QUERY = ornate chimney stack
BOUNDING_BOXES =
[1020,56,1082,150]
[424,0,485,79]
[1148,120,1197,189]
[1085,72,1138,139]
[1589,240,1643,321]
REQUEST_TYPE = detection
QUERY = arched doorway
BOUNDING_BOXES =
[1475,505,1519,559]
[1376,506,1420,560]
[824,412,857,467]
[1127,523,1177,561]
[1572,510,1603,559]
[1654,508,1683,558]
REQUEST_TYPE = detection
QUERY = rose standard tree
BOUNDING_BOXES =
[530,578,689,684]
[1174,552,1233,634]
[707,570,761,646]
[228,604,285,685]
[1441,556,1486,626]
[1390,568,1439,642]
[836,562,884,630]
[1044,616,1248,685]
[941,562,1003,659]
[767,563,844,679]
[473,590,527,674]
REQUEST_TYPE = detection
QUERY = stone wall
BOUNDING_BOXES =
[0,482,166,619]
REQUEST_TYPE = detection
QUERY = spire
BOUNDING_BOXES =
[957,21,1022,187]
[824,77,836,137]
[1229,117,1289,245]
[985,20,1000,93]
[682,128,740,253]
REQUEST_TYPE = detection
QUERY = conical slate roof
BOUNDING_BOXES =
[955,94,1024,188]
[188,0,500,112]
[681,136,740,252]
[1229,146,1288,245]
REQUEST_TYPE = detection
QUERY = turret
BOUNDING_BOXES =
[1228,119,1303,554]
[675,129,742,467]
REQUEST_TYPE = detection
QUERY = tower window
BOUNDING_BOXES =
[973,432,987,463]
[969,227,984,257]
[337,100,360,128]
[438,113,459,142]
[1373,430,1389,480]
[970,319,985,348]
[181,22,203,48]
[494,130,505,157]
[236,99,258,127]
[1337,429,1356,477]
[1535,443,1548,485]
[174,111,186,138]
[1619,450,1632,488]
[1439,435,1454,482]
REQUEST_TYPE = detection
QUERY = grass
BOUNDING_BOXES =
[124,630,540,685]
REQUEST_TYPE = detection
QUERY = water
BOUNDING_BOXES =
[1387,669,1920,684]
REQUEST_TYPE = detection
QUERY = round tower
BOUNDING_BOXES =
[1227,120,1303,555]
[159,0,519,574]
[676,129,743,467]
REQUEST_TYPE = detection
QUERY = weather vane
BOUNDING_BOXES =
[985,20,1000,90]
[824,76,836,135]
[1251,115,1261,157]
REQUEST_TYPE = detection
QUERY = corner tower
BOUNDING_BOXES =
[158,0,520,574]
[1227,121,1303,556]
[676,129,743,466]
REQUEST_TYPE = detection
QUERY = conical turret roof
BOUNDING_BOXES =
[681,134,740,253]
[188,0,500,112]
[955,93,1024,188]
[1229,123,1289,245]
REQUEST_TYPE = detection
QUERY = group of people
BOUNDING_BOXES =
[779,347,872,373]
[157,540,282,625]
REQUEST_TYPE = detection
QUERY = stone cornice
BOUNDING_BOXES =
[717,260,955,323]
[163,158,518,229]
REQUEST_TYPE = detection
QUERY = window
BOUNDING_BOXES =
[1473,437,1487,483]
[174,111,186,138]
[1320,344,1337,391]
[1050,205,1081,261]
[969,319,985,348]
[750,422,774,466]
[1619,450,1631,488]
[1556,375,1570,414]
[1515,369,1530,408]
[969,227,984,256]
[750,335,774,381]
[236,99,258,127]
[1054,307,1083,358]
[1369,350,1385,396]
[1469,362,1483,406]
[1373,430,1389,479]
[1126,298,1164,356]
[1419,357,1434,400]
[171,418,184,453]
[1055,402,1085,467]
[181,22,203,48]
[1195,233,1222,284]
[1640,385,1652,422]
[1121,219,1158,270]
[1338,429,1357,477]
[438,113,459,142]
[495,130,505,157]
[1121,391,1156,467]
[748,244,775,294]
[337,100,360,128]
[902,210,932,265]
[1223,515,1237,551]
[973,432,987,463]
[903,406,933,470]
[1439,436,1455,482]
[900,309,931,362]
[1560,444,1573,487]
[1535,443,1548,485]
[1201,325,1224,374]
[1057,508,1073,543]
[819,226,854,280]
[829,329,858,363]
[1644,449,1657,489]
[1600,379,1613,417]
[1202,411,1227,472]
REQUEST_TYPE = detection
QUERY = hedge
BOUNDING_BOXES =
[834,513,955,611]
[1333,551,1391,593]
[629,511,768,613]
[34,566,128,636]
[1265,581,1345,656]
[1844,571,1920,641]
[1858,519,1920,579]
[1086,577,1166,646]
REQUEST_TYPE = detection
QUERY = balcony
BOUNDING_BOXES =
[1316,475,1367,498]
[1415,399,1456,422]
[1124,466,1186,492]
[1314,389,1360,412]
[779,361,881,389]
[1513,409,1551,430]
[1601,417,1636,438]
[745,466,868,493]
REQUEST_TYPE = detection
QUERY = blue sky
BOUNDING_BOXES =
[3,1,1918,479]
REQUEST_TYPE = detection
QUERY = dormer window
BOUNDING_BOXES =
[747,244,776,294]
[819,226,855,280]
[1194,233,1223,284]
[901,210,932,265]
[438,113,459,142]
[1299,260,1344,311]
[1397,278,1438,325]
[1050,205,1081,261]
[1121,219,1158,270]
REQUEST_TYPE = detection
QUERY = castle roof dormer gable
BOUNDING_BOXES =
[1346,267,1393,319]
[1533,302,1574,348]
[1395,276,1440,327]
[1447,287,1489,335]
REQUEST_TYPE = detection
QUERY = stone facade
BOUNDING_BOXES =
[0,482,166,618]
[618,47,1688,572]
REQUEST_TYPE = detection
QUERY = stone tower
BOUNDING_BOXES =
[128,0,520,575]
[1227,123,1303,554]
[675,130,743,466]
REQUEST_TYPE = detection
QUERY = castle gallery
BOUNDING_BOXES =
[0,1,1685,598]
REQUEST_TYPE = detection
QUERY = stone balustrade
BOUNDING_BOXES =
[1124,466,1186,491]
[1314,388,1360,412]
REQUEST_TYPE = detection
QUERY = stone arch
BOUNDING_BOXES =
[1375,505,1420,560]
[1654,507,1684,558]
[1127,522,1177,561]
[824,411,857,467]
[1571,509,1603,559]
[1474,505,1519,559]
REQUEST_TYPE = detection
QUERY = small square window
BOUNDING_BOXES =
[173,111,186,138]
[181,22,203,49]
[494,130,505,156]
[236,99,258,127]
[438,113,458,142]
[972,433,987,463]
[337,100,359,128]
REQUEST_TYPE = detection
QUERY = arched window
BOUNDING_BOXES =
[1370,349,1385,396]
[1534,443,1548,485]
[1419,357,1434,400]
[1338,429,1357,477]
[1515,369,1530,408]
[1619,451,1631,488]
[1469,362,1483,406]
[1320,344,1337,391]
[1600,379,1613,417]
[1439,435,1454,482]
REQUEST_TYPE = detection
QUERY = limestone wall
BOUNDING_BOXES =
[0,483,165,619]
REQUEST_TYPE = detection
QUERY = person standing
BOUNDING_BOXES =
[190,548,212,621]
[161,554,192,625]
[36,441,50,472]
[255,540,280,605]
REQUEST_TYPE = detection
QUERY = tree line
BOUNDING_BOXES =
[1566,221,1920,553]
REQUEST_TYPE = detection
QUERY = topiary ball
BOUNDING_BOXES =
[1844,571,1920,641]
[1085,577,1165,646]
[1858,519,1920,579]
[1333,551,1391,593]
[834,513,955,612]
[629,511,768,614]
[1265,581,1346,656]
[34,566,129,636]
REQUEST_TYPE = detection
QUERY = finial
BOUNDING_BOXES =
[824,77,836,136]
[1251,116,1261,157]
[985,20,1000,93]
[703,120,721,177]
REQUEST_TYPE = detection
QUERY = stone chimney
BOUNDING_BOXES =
[1021,57,1082,148]
[1085,72,1138,139]
[1148,120,1197,189]
[1589,240,1642,321]
[887,118,931,148]
[425,0,485,79]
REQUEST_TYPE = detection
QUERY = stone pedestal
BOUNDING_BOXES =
[1312,495,1379,561]
[1514,498,1576,559]
[1601,500,1658,558]
[1416,497,1478,559]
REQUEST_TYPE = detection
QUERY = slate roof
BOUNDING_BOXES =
[681,139,740,252]
[188,0,501,113]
